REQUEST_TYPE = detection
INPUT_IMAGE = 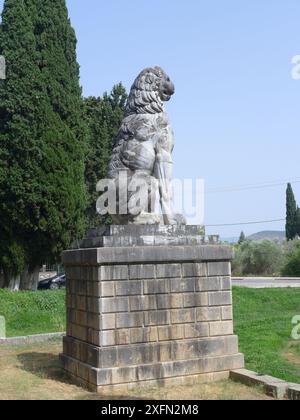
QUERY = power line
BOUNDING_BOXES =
[206,218,285,227]
[206,177,300,194]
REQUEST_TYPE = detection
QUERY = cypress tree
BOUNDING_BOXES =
[286,183,297,241]
[296,207,300,237]
[84,84,127,227]
[0,0,87,290]
[0,0,41,289]
[238,231,246,244]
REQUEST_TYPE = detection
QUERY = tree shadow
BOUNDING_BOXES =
[17,352,143,400]
[18,352,70,384]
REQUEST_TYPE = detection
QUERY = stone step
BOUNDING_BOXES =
[60,352,244,388]
[79,235,208,248]
[76,225,219,248]
[87,224,206,238]
[63,335,240,369]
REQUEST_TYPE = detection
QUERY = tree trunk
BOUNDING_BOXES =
[0,271,5,289]
[3,271,20,291]
[20,266,40,291]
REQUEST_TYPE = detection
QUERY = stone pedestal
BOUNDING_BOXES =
[61,227,244,392]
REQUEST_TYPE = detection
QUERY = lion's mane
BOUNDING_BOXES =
[108,66,169,177]
[125,66,166,116]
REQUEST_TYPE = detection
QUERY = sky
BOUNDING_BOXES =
[1,0,300,238]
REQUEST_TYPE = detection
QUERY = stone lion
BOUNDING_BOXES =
[107,66,185,225]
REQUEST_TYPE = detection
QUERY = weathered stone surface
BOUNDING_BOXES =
[184,323,209,339]
[61,353,244,387]
[230,369,288,399]
[100,265,128,281]
[144,279,169,295]
[80,371,229,393]
[100,282,115,297]
[170,278,195,293]
[71,324,87,342]
[130,327,158,344]
[87,329,101,347]
[115,280,142,296]
[86,282,101,297]
[0,332,64,347]
[221,306,233,321]
[104,67,185,226]
[207,262,231,277]
[75,295,87,312]
[63,245,234,266]
[209,321,234,337]
[129,265,156,280]
[116,329,131,345]
[183,293,208,308]
[171,308,196,324]
[62,239,243,392]
[63,335,240,369]
[158,325,184,341]
[101,331,116,347]
[67,310,87,327]
[130,295,157,311]
[196,307,221,322]
[287,383,300,400]
[208,291,232,306]
[86,297,101,313]
[196,277,221,292]
[79,227,209,248]
[221,277,232,290]
[182,263,207,278]
[156,264,182,278]
[157,294,183,309]
[101,314,115,330]
[116,312,144,329]
[144,310,170,326]
[88,225,206,239]
[101,297,129,314]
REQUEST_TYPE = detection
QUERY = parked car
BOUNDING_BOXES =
[38,274,66,290]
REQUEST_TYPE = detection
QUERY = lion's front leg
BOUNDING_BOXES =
[153,146,176,225]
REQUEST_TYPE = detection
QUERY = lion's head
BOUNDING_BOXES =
[125,66,175,116]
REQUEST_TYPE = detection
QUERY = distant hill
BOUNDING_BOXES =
[247,231,285,241]
[220,237,239,244]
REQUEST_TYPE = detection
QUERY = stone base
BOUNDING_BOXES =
[61,239,244,392]
[77,225,219,248]
[61,358,235,393]
[61,341,243,392]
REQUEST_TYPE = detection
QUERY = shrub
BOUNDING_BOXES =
[232,240,284,276]
[281,242,300,277]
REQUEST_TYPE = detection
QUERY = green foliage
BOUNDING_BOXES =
[238,231,246,244]
[0,288,66,336]
[296,207,300,237]
[281,242,300,277]
[232,240,284,276]
[0,0,87,283]
[84,84,127,227]
[0,241,25,278]
[286,183,297,240]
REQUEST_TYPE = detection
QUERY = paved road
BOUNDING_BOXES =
[232,277,300,289]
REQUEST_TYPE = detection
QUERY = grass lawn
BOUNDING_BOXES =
[0,339,271,400]
[0,287,300,385]
[233,287,300,384]
[0,289,66,337]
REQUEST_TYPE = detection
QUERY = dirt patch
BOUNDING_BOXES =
[0,340,273,400]
[282,341,300,375]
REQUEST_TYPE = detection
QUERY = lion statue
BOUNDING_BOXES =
[107,66,186,225]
